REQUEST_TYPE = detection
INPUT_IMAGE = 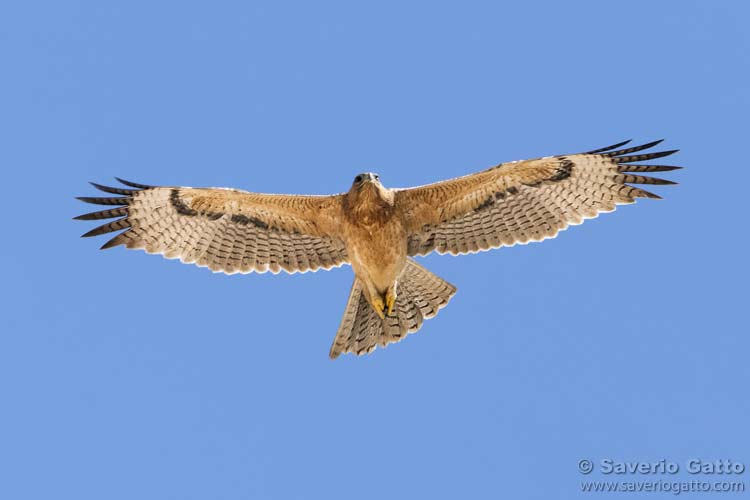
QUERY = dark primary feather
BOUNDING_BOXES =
[597,140,679,200]
[617,164,682,173]
[99,230,132,250]
[613,174,677,185]
[74,207,129,220]
[582,140,680,193]
[76,177,151,246]
[76,196,132,205]
[583,139,632,154]
[81,218,131,238]
[115,178,154,189]
[582,140,680,177]
[614,150,680,164]
[601,139,664,157]
[89,182,139,196]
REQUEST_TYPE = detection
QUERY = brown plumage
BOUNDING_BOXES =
[76,140,680,358]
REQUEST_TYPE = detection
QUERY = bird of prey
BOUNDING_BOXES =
[76,140,679,358]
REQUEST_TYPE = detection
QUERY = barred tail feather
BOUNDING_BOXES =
[329,259,456,359]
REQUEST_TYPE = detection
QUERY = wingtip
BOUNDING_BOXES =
[89,180,111,190]
[88,181,108,192]
[657,149,680,158]
[115,177,155,189]
[584,139,632,155]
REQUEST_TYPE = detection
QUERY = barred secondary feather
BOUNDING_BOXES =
[76,140,680,358]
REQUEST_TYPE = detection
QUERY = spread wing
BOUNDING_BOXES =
[76,179,348,274]
[396,140,680,256]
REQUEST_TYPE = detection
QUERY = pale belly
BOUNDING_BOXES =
[343,217,408,295]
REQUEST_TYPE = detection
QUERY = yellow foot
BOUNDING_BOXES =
[371,296,386,319]
[385,290,396,317]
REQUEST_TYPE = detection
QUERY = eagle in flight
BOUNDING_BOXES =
[77,140,679,358]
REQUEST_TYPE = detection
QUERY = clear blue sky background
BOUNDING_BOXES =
[1,1,748,499]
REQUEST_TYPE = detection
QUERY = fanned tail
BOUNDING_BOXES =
[329,259,456,359]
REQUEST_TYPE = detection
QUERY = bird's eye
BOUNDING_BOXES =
[374,175,379,180]
[354,175,363,183]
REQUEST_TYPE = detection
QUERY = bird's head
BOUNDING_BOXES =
[346,171,393,209]
[351,172,381,189]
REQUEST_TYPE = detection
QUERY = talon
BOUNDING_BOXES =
[372,297,386,319]
[385,291,396,316]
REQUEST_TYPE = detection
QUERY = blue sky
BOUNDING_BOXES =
[1,1,748,499]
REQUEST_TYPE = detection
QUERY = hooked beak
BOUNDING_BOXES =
[356,173,380,192]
